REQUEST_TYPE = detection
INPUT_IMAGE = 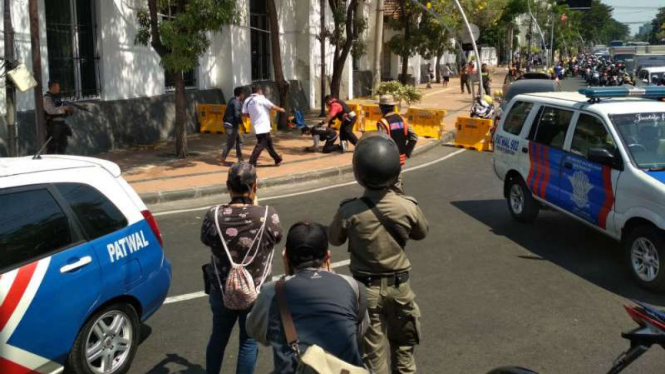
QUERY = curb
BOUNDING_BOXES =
[138,139,443,205]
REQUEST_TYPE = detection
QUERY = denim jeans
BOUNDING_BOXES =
[206,288,258,374]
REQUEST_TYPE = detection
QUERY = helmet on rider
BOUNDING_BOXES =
[353,133,401,190]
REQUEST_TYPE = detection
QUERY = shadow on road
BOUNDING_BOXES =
[144,353,205,374]
[451,199,665,307]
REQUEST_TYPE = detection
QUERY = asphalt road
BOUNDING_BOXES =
[126,78,665,374]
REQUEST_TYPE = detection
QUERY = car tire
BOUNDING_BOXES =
[625,225,665,292]
[67,303,140,374]
[506,177,539,223]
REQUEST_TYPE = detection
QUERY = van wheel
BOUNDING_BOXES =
[68,303,140,374]
[507,177,539,223]
[625,226,665,292]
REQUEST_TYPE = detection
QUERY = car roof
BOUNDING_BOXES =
[642,67,665,73]
[0,155,121,178]
[513,91,665,116]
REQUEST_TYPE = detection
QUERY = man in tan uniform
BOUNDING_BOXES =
[329,134,429,374]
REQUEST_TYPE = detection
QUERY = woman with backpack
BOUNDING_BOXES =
[201,162,283,374]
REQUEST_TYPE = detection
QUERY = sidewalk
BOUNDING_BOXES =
[100,70,506,204]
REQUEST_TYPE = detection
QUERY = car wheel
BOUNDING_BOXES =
[507,177,539,223]
[68,303,140,374]
[625,226,665,292]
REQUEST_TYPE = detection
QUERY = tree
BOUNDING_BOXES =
[413,3,454,83]
[385,0,424,84]
[649,7,665,45]
[326,0,367,98]
[578,0,628,45]
[135,0,236,158]
[266,0,290,129]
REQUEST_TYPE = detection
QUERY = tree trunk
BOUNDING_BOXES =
[329,0,358,99]
[400,54,408,85]
[29,0,46,149]
[372,0,384,94]
[267,0,289,129]
[173,72,188,158]
[319,0,326,117]
[399,3,409,85]
[435,54,442,83]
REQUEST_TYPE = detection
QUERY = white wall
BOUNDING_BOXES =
[12,0,48,112]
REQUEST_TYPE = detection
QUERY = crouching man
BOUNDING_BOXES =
[246,222,368,374]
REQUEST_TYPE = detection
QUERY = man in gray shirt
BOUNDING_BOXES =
[44,81,74,154]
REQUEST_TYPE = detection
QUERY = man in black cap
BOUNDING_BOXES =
[247,222,368,374]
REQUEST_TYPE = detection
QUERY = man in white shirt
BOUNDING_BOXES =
[242,84,286,166]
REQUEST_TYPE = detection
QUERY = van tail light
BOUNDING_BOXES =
[142,210,164,247]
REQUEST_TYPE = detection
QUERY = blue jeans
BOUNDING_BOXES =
[206,288,258,374]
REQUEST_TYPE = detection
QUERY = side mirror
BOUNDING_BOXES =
[588,148,623,170]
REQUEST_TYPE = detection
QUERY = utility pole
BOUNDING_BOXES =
[453,0,483,97]
[319,0,326,117]
[4,0,17,156]
[28,0,45,148]
[372,0,384,95]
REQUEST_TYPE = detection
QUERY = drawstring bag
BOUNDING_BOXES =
[212,205,274,310]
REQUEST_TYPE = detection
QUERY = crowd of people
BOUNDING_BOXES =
[201,131,428,374]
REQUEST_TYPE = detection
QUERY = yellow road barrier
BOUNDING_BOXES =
[406,107,447,139]
[198,104,226,134]
[454,116,493,151]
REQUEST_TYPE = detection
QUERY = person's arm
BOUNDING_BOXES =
[405,122,418,158]
[264,97,285,113]
[246,283,276,346]
[241,98,250,120]
[328,208,349,246]
[408,201,429,241]
[200,209,216,247]
[233,99,243,125]
[44,95,68,116]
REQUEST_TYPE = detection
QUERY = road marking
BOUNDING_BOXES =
[153,148,466,217]
[161,149,467,305]
[164,259,352,304]
[422,87,452,98]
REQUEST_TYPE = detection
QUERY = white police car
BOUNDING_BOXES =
[0,155,171,374]
[493,86,665,291]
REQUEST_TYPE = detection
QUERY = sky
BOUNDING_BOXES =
[601,0,662,35]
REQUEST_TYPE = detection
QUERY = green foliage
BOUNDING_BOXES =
[327,0,368,56]
[385,0,424,60]
[134,0,237,73]
[578,0,629,45]
[649,7,665,44]
[376,81,422,106]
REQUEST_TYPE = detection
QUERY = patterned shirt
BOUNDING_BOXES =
[201,204,283,293]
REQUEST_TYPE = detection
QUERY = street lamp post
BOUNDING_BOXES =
[453,0,484,97]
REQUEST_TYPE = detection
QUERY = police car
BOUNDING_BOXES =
[493,86,665,291]
[0,155,171,374]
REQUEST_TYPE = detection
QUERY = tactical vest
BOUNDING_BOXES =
[378,113,409,165]
[44,92,64,121]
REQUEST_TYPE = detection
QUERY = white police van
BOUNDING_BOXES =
[0,155,171,374]
[493,86,665,291]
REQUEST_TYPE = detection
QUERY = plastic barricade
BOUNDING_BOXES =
[241,109,278,134]
[362,104,395,132]
[406,107,447,139]
[454,116,493,151]
[198,104,226,134]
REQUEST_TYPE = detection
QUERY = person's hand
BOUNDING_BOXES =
[278,107,286,113]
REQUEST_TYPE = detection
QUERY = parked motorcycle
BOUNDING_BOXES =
[470,95,495,119]
[486,302,665,374]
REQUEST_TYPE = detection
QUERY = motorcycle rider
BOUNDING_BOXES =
[329,134,429,374]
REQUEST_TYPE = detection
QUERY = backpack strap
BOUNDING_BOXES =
[275,277,301,355]
[360,197,407,248]
[377,118,390,134]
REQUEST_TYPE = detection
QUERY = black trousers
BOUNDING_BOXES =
[339,116,358,145]
[221,125,243,161]
[461,77,471,93]
[46,121,71,154]
[249,133,281,165]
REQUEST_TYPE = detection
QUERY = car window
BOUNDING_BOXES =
[55,183,128,240]
[530,106,574,149]
[571,114,617,158]
[503,101,534,135]
[0,189,73,271]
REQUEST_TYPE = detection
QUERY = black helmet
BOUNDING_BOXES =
[486,367,540,374]
[353,133,401,190]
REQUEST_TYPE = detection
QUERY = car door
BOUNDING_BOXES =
[0,185,102,372]
[525,105,575,207]
[494,100,537,178]
[559,113,622,234]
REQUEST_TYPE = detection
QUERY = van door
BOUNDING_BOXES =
[494,100,537,178]
[559,113,621,234]
[0,186,102,372]
[525,106,575,207]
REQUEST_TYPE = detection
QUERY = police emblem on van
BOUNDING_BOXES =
[568,171,593,209]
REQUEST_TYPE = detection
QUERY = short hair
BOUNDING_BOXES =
[252,84,262,94]
[226,162,257,193]
[48,81,60,89]
[324,95,334,103]
[285,222,328,270]
[234,87,244,97]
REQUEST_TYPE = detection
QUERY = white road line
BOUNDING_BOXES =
[160,149,466,305]
[422,87,452,98]
[164,259,352,305]
[153,148,466,217]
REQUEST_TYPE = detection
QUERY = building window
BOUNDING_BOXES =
[45,0,100,99]
[250,0,271,81]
